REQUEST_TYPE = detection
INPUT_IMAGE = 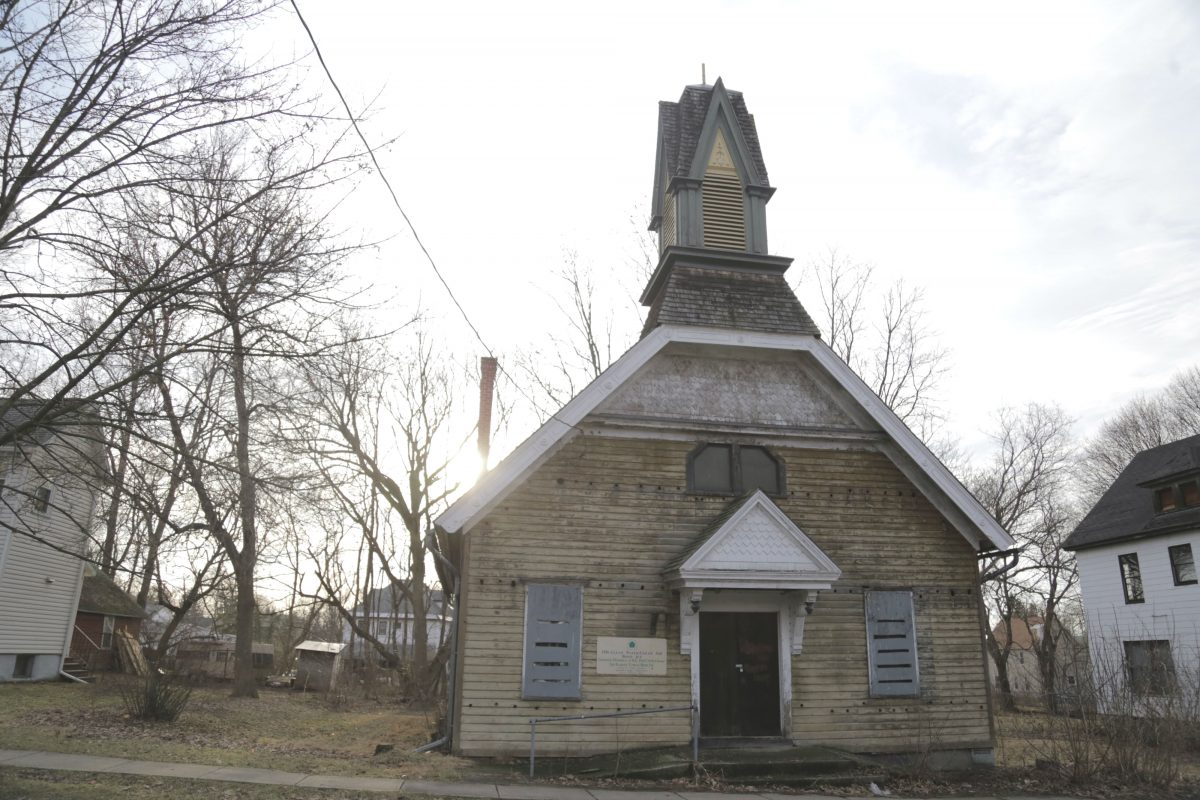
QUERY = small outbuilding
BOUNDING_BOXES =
[294,640,346,692]
[175,636,274,681]
[70,564,144,673]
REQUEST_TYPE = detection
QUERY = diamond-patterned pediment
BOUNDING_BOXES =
[666,491,841,590]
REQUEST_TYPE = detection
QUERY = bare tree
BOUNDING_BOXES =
[800,249,949,440]
[300,326,468,696]
[967,403,1076,711]
[1080,366,1200,502]
[134,135,354,697]
[0,0,319,445]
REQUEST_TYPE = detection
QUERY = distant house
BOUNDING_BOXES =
[344,582,447,661]
[0,401,105,682]
[174,635,274,682]
[140,603,218,655]
[1064,433,1200,711]
[987,616,1085,701]
[294,640,346,692]
[70,564,144,673]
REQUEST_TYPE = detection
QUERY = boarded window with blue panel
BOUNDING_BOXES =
[522,584,583,699]
[865,590,920,698]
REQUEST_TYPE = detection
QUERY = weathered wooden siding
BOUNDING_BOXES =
[455,435,991,756]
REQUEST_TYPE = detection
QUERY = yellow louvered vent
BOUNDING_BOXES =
[702,128,745,250]
[702,171,745,250]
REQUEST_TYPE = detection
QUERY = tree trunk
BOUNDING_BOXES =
[986,631,1017,712]
[229,319,259,699]
[232,564,258,697]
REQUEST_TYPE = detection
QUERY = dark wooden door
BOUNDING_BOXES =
[699,612,780,737]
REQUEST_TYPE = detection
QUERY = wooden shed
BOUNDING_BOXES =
[294,640,346,692]
[434,80,1015,769]
[70,564,144,673]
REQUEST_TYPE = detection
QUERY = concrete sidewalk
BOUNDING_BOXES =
[0,748,1089,800]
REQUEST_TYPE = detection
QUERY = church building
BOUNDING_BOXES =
[435,80,1013,767]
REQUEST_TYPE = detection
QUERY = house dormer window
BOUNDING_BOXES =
[687,443,782,496]
[1152,478,1200,513]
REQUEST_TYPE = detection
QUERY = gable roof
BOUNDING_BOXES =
[434,324,1014,553]
[664,490,841,590]
[78,564,144,618]
[1064,432,1200,551]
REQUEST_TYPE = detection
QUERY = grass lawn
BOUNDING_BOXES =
[0,680,474,781]
[0,768,435,800]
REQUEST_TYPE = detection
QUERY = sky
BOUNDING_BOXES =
[272,0,1200,466]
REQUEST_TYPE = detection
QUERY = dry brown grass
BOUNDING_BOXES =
[0,679,472,781]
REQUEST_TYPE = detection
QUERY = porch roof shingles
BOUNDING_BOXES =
[663,492,757,575]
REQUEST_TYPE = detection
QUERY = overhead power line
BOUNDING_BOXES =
[287,1,583,432]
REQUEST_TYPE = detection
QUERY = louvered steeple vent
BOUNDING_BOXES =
[641,80,821,339]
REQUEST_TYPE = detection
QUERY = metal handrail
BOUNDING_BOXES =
[528,704,696,778]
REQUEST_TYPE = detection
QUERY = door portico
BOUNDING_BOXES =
[664,490,841,740]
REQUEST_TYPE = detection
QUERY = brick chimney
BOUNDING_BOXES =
[477,356,498,473]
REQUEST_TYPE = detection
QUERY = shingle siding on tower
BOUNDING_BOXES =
[641,266,821,337]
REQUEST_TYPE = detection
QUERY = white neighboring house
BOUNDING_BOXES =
[1065,433,1200,710]
[0,401,106,681]
[343,582,447,661]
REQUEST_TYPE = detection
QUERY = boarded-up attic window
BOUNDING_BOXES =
[701,128,746,251]
[865,590,920,698]
[522,584,583,699]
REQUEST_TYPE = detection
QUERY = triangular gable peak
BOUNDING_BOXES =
[434,325,1015,554]
[665,490,841,591]
[686,79,766,186]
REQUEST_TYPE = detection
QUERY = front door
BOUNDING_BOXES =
[699,611,780,737]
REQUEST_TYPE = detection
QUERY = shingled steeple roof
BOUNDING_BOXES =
[656,83,769,188]
[643,80,820,339]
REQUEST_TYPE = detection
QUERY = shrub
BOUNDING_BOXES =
[119,673,193,722]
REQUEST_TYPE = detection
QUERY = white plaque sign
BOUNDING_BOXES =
[596,637,667,676]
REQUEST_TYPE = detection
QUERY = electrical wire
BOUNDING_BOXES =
[288,0,585,433]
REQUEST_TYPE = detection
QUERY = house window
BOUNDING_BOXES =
[1153,479,1200,513]
[1124,640,1175,696]
[687,444,782,495]
[522,584,582,699]
[1169,544,1197,586]
[33,486,51,513]
[1154,486,1177,513]
[252,652,273,668]
[101,616,114,649]
[865,590,920,698]
[1118,553,1144,603]
[13,654,34,679]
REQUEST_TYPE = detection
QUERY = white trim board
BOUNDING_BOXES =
[434,325,1014,552]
